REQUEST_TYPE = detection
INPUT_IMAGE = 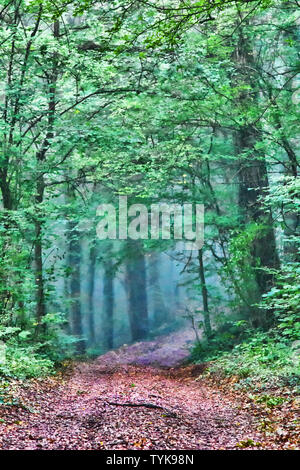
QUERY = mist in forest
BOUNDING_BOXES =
[48,219,228,355]
[46,199,223,356]
[51,240,202,355]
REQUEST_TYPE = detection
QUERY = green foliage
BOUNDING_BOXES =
[203,330,299,389]
[252,394,287,408]
[190,320,249,361]
[0,0,298,379]
[0,345,54,379]
[236,439,262,449]
[257,176,300,341]
[0,326,55,379]
[0,312,78,378]
[260,265,300,341]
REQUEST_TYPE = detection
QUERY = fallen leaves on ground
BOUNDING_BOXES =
[0,333,298,450]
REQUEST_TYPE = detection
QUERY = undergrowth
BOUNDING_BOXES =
[192,328,300,391]
[0,317,79,380]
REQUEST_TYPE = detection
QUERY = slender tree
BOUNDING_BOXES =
[125,241,149,342]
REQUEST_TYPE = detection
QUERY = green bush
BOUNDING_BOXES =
[0,344,54,379]
[190,320,249,362]
[204,331,299,389]
[0,315,76,379]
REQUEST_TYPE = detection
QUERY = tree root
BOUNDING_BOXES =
[106,401,178,417]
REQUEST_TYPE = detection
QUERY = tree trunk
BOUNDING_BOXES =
[125,242,149,342]
[148,252,168,327]
[103,253,114,350]
[34,176,46,332]
[67,217,85,354]
[0,188,13,316]
[87,242,96,345]
[198,249,212,338]
[235,125,280,296]
[233,27,280,326]
[34,20,60,331]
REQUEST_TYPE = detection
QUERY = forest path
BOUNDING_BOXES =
[0,360,264,450]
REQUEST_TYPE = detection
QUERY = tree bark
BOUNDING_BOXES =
[233,27,280,326]
[67,217,85,354]
[125,242,149,342]
[235,125,280,296]
[198,249,212,338]
[34,176,46,332]
[103,252,114,350]
[87,242,96,345]
[148,252,169,327]
[34,20,60,331]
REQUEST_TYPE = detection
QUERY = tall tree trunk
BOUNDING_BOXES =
[0,195,13,316]
[233,26,280,326]
[34,177,46,332]
[67,217,85,354]
[103,250,114,350]
[198,249,212,338]
[34,20,60,331]
[125,242,149,342]
[235,125,280,295]
[148,252,168,327]
[87,242,96,345]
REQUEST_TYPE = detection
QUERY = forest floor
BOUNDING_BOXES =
[0,330,298,450]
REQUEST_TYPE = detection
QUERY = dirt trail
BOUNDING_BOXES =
[0,331,266,450]
[0,364,263,450]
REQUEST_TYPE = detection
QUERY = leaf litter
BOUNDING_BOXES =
[0,331,298,450]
